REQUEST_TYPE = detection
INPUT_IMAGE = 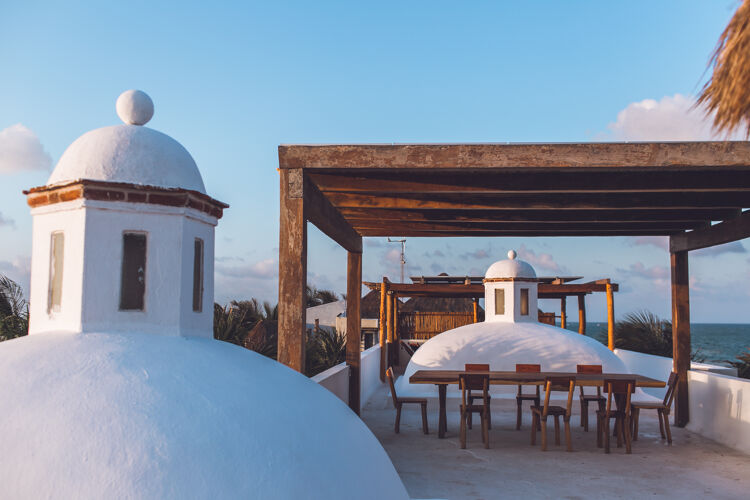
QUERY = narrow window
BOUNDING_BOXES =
[192,238,204,312]
[120,233,147,311]
[494,288,505,315]
[520,288,529,316]
[48,232,64,313]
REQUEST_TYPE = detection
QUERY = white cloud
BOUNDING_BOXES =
[517,244,567,274]
[0,124,52,174]
[603,94,744,141]
[629,236,668,251]
[0,257,31,298]
[215,258,277,279]
[617,261,669,282]
[693,241,746,257]
[0,212,15,228]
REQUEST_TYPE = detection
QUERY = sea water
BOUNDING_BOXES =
[564,322,750,365]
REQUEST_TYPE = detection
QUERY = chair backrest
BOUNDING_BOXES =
[459,372,489,407]
[577,364,603,397]
[386,367,399,407]
[541,376,576,418]
[663,372,679,407]
[516,364,541,396]
[603,379,635,415]
[465,363,490,372]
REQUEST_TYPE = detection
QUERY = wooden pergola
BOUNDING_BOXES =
[277,142,750,424]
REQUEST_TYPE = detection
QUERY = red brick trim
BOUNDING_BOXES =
[25,180,228,219]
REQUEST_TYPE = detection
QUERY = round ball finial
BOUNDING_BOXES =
[116,90,154,126]
[507,249,517,260]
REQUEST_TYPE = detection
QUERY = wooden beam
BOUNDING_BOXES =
[379,278,388,382]
[328,191,750,211]
[349,220,704,232]
[560,297,567,329]
[670,211,750,253]
[279,142,750,170]
[606,283,615,351]
[578,295,586,335]
[671,251,691,427]
[360,229,681,237]
[393,295,399,366]
[340,207,741,223]
[362,281,617,298]
[346,250,362,415]
[302,174,362,253]
[473,298,479,323]
[386,291,394,368]
[278,169,307,372]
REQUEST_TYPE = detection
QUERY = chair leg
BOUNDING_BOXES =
[596,415,603,448]
[581,400,588,430]
[554,415,561,446]
[540,418,548,451]
[663,410,673,445]
[516,399,522,430]
[482,410,489,449]
[467,404,473,430]
[565,418,572,452]
[530,413,537,445]
[487,404,492,430]
[395,403,402,434]
[658,409,666,439]
[535,398,541,430]
[615,418,623,448]
[632,408,639,441]
[604,418,611,454]
[624,415,632,454]
[460,410,467,449]
[421,403,429,434]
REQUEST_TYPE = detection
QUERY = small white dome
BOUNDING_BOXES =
[0,333,409,499]
[485,250,537,279]
[47,91,206,194]
[397,322,628,398]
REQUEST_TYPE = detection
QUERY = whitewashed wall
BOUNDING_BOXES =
[313,345,384,410]
[687,370,750,455]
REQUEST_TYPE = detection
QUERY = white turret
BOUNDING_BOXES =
[483,249,539,323]
[25,90,227,338]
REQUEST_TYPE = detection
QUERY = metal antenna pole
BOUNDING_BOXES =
[387,237,407,283]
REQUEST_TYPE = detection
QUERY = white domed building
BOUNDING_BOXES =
[0,91,409,499]
[397,250,628,398]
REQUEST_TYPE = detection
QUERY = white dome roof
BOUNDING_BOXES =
[485,249,537,279]
[47,91,206,194]
[0,333,409,499]
[397,321,627,397]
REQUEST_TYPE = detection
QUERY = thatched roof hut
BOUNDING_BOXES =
[698,0,750,136]
[400,296,482,315]
[360,290,382,319]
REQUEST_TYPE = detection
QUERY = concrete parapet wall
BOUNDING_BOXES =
[687,370,750,455]
[312,344,384,408]
[311,363,350,405]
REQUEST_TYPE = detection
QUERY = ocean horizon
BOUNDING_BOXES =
[564,322,750,366]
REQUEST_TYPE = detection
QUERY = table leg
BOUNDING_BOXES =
[438,384,447,438]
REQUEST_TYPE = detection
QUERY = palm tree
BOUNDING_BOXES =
[306,286,339,307]
[614,310,704,361]
[0,275,29,341]
[727,349,750,379]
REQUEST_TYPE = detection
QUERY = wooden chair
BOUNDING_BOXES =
[577,364,606,432]
[465,363,491,430]
[631,372,679,444]
[386,367,428,434]
[530,376,576,451]
[596,379,635,454]
[516,364,541,430]
[459,372,490,449]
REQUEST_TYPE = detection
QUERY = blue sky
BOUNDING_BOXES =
[1,1,748,321]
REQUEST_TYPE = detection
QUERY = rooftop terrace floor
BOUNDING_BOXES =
[362,382,750,500]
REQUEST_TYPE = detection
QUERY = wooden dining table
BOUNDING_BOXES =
[409,370,666,438]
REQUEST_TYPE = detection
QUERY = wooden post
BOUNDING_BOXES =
[606,282,615,351]
[577,295,586,335]
[379,279,388,381]
[472,298,479,323]
[346,250,362,415]
[386,291,394,369]
[278,169,307,373]
[560,297,567,329]
[392,294,400,366]
[671,250,690,427]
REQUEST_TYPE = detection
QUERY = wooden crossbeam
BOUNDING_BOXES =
[349,220,705,232]
[669,211,750,253]
[339,207,740,223]
[302,173,362,253]
[362,282,617,297]
[309,170,750,194]
[359,229,680,237]
[326,191,750,211]
[279,142,750,170]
